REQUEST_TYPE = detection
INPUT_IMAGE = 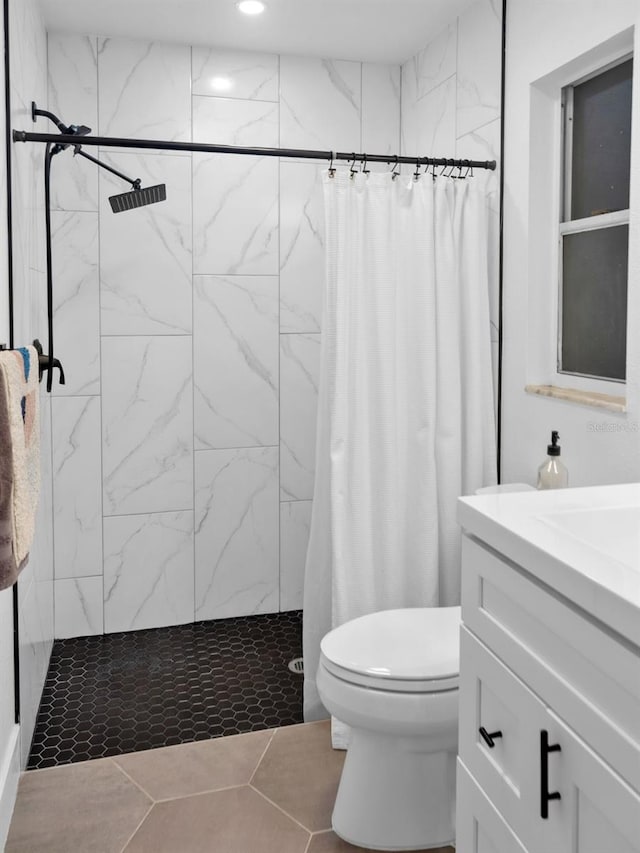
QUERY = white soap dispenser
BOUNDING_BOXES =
[537,431,568,490]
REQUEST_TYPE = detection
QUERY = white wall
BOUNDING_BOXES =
[46,34,401,638]
[401,0,503,413]
[8,0,55,770]
[502,0,640,485]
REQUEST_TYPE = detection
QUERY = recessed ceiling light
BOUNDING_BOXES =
[236,0,266,15]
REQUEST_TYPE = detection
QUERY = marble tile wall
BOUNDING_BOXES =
[47,34,400,637]
[8,0,55,767]
[401,0,503,401]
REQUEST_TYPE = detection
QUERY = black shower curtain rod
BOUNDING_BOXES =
[12,129,496,172]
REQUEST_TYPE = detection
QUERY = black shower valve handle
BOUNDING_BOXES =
[32,339,65,387]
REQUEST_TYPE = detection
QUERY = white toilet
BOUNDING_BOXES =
[317,483,534,851]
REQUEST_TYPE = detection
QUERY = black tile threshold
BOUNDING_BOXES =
[28,611,303,770]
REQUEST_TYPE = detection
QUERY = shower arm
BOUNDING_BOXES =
[72,147,141,190]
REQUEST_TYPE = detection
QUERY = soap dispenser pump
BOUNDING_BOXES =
[537,431,568,490]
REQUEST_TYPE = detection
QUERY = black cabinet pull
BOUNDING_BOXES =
[540,729,561,818]
[479,726,503,748]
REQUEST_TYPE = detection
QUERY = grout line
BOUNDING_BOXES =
[110,757,157,803]
[154,781,249,804]
[248,726,278,785]
[118,802,154,853]
[249,783,316,835]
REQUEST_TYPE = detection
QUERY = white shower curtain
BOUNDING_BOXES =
[302,169,497,742]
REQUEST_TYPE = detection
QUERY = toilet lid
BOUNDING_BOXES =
[320,607,460,687]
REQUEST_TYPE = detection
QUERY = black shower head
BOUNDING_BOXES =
[108,183,167,213]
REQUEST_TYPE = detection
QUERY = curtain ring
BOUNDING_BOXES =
[349,153,357,178]
[328,151,335,178]
[413,159,421,181]
[391,155,400,180]
[361,153,369,175]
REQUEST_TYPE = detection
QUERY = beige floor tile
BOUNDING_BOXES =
[114,728,274,801]
[308,832,454,853]
[251,720,345,832]
[5,759,151,853]
[124,785,310,853]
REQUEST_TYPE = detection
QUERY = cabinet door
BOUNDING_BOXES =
[458,627,546,847]
[538,710,640,853]
[457,759,528,853]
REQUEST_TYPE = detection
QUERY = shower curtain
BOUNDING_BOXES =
[302,169,497,743]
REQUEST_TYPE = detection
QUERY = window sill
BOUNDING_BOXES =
[525,384,627,413]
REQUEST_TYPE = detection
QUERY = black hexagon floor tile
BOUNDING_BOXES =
[27,611,303,769]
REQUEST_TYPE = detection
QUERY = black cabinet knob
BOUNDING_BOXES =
[479,726,503,748]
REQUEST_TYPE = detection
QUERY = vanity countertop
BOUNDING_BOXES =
[458,483,640,647]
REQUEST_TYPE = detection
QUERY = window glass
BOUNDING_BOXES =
[561,225,628,381]
[569,59,633,221]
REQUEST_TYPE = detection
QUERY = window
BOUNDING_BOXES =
[559,56,632,383]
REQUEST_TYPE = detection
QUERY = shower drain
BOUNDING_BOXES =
[288,657,304,675]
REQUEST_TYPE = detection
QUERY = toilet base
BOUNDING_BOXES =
[332,728,456,851]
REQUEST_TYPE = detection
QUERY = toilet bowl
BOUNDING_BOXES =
[318,606,460,851]
[317,483,534,851]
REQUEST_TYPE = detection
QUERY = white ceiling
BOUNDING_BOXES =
[38,0,475,64]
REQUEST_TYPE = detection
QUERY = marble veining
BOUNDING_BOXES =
[47,33,99,212]
[280,56,361,151]
[279,334,321,501]
[103,511,194,633]
[99,152,192,335]
[52,397,102,580]
[54,577,103,639]
[194,275,278,450]
[51,211,100,395]
[195,447,279,620]
[97,37,191,141]
[193,96,279,148]
[280,163,324,333]
[362,63,401,160]
[193,154,278,275]
[280,501,312,611]
[102,336,193,516]
[192,47,279,101]
[456,0,502,137]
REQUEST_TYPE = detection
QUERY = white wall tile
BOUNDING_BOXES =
[47,33,99,211]
[52,396,102,579]
[99,153,192,336]
[54,577,103,638]
[192,47,278,101]
[280,163,324,333]
[405,23,457,104]
[103,511,194,633]
[98,37,191,140]
[194,275,278,449]
[280,333,321,501]
[193,96,279,147]
[414,75,457,158]
[102,336,193,516]
[456,0,502,137]
[51,211,100,395]
[280,501,312,612]
[456,119,501,342]
[362,64,401,159]
[195,447,279,620]
[280,56,361,151]
[193,154,278,275]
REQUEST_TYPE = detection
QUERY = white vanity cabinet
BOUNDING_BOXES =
[456,485,640,853]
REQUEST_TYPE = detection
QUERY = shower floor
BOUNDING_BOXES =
[28,611,303,770]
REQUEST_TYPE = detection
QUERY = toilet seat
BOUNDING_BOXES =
[319,606,461,693]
